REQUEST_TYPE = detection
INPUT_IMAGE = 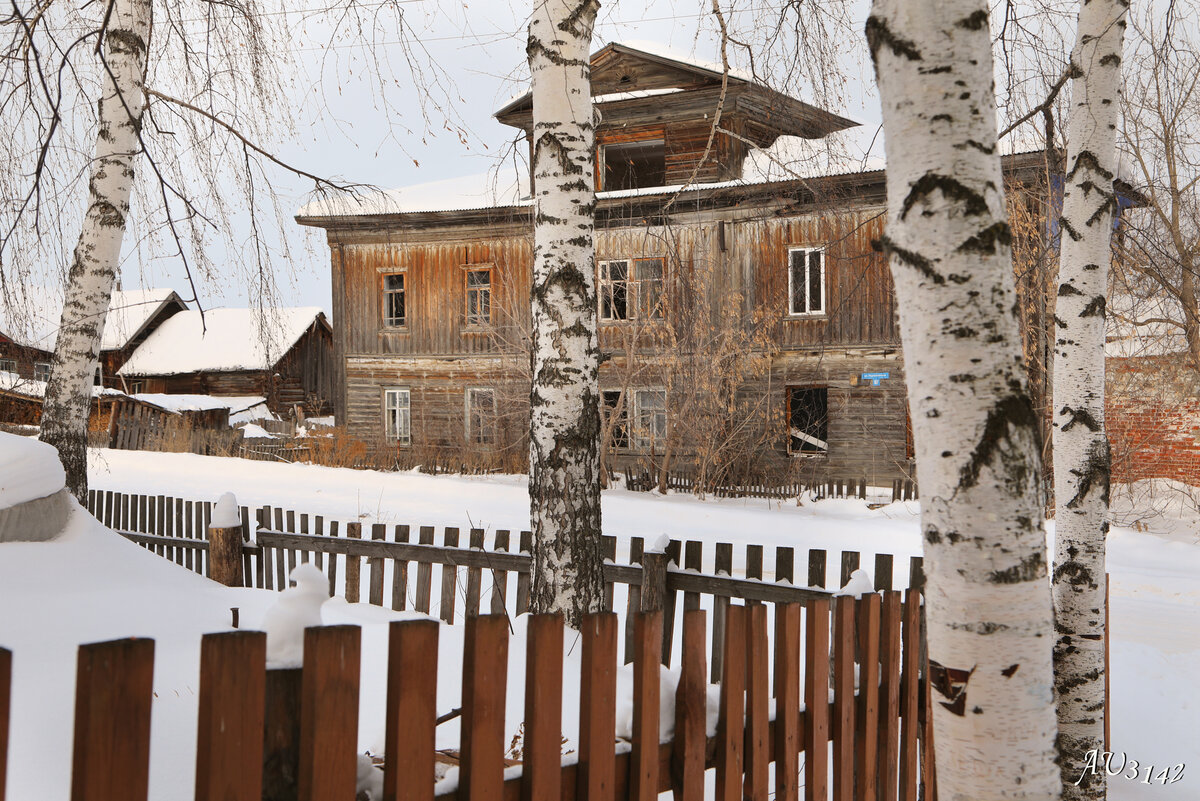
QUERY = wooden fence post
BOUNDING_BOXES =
[298,626,361,801]
[195,631,266,801]
[578,613,617,801]
[345,522,362,603]
[640,550,669,614]
[386,620,439,801]
[262,668,302,801]
[209,493,244,587]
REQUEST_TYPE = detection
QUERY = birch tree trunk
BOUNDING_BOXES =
[867,2,1060,797]
[39,0,152,502]
[527,0,604,627]
[1052,0,1127,796]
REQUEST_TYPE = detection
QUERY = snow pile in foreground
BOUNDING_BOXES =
[0,432,65,509]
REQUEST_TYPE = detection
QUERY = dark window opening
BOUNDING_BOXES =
[600,260,629,321]
[788,387,828,454]
[603,140,666,191]
[383,273,406,327]
[602,390,628,449]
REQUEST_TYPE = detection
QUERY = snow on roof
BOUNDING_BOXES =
[118,307,327,377]
[0,432,65,510]
[128,393,267,414]
[0,370,126,401]
[298,169,529,218]
[101,289,184,351]
[608,39,757,83]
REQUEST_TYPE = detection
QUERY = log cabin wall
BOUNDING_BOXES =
[0,338,52,381]
[100,301,186,389]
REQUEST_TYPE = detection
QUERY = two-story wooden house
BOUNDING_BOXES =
[297,42,1046,485]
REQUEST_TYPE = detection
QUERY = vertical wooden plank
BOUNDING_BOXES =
[773,603,801,801]
[874,554,894,592]
[490,530,510,615]
[879,591,903,801]
[715,605,746,801]
[102,490,114,528]
[624,537,645,665]
[200,501,211,577]
[898,590,921,801]
[515,530,533,615]
[393,525,411,612]
[313,516,325,571]
[744,604,769,801]
[326,520,340,598]
[578,613,617,801]
[711,542,733,682]
[370,523,387,607]
[195,631,266,801]
[840,551,860,589]
[833,598,856,801]
[523,615,564,801]
[682,541,703,611]
[908,557,925,594]
[776,546,795,585]
[70,638,155,801]
[439,528,460,624]
[746,544,764,583]
[384,620,438,801]
[661,539,681,665]
[415,526,435,614]
[673,610,707,801]
[466,528,485,618]
[601,535,617,612]
[808,549,827,589]
[631,611,662,801]
[345,522,362,604]
[855,594,880,801]
[0,647,10,801]
[460,615,509,801]
[298,625,361,801]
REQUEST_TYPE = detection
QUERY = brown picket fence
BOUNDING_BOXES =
[0,597,938,801]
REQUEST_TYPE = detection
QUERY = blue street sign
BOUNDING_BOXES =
[860,371,890,386]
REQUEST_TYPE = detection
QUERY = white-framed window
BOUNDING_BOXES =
[0,358,15,374]
[465,267,492,326]
[787,247,825,316]
[33,362,51,382]
[129,380,144,394]
[787,386,828,455]
[633,389,667,449]
[384,388,411,445]
[466,388,496,445]
[599,258,665,321]
[382,272,406,328]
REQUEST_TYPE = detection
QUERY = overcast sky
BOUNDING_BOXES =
[116,0,886,314]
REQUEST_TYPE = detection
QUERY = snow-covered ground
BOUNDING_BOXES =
[0,447,1194,800]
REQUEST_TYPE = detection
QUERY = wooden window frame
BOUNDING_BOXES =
[599,138,666,192]
[383,387,412,446]
[380,270,408,330]
[601,389,629,450]
[598,257,665,322]
[464,265,493,328]
[33,361,51,383]
[786,246,826,317]
[786,385,829,456]
[465,387,497,446]
[0,358,15,374]
[632,388,667,450]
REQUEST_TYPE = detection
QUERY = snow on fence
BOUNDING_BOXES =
[0,600,938,801]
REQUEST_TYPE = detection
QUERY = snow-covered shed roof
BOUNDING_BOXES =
[298,169,530,218]
[118,307,329,377]
[128,393,267,414]
[102,289,187,352]
[0,370,126,401]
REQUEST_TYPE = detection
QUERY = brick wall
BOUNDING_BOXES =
[1107,355,1200,485]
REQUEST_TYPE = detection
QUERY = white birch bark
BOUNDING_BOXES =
[527,0,604,626]
[1052,0,1127,796]
[39,0,152,502]
[867,2,1060,797]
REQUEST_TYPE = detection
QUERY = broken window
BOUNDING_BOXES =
[787,386,828,454]
[599,258,664,321]
[633,389,667,449]
[602,390,629,449]
[602,139,666,191]
[466,387,496,445]
[33,362,50,383]
[788,247,825,316]
[384,388,411,445]
[382,273,406,328]
[465,267,492,326]
[599,260,629,321]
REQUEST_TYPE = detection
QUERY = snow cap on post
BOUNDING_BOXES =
[211,492,241,529]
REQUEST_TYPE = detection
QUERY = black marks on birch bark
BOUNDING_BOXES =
[876,234,945,284]
[929,661,975,716]
[1058,283,1084,297]
[956,9,989,29]
[1001,663,1020,678]
[958,221,1011,254]
[900,174,990,220]
[1067,150,1114,182]
[864,15,924,61]
[1059,406,1100,433]
[557,0,599,36]
[1065,440,1111,509]
[988,552,1046,584]
[958,394,1040,491]
[1079,296,1105,317]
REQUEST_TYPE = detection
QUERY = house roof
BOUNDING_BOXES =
[0,370,126,401]
[101,289,187,352]
[118,307,329,377]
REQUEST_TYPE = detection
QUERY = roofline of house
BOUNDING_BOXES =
[101,290,188,353]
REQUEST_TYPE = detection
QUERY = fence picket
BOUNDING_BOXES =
[711,542,733,682]
[879,592,903,801]
[602,535,617,612]
[385,620,438,801]
[773,603,801,801]
[415,526,435,614]
[524,615,564,801]
[715,605,745,801]
[661,540,681,665]
[465,529,484,618]
[326,520,340,597]
[808,548,827,589]
[440,528,460,624]
[578,613,617,801]
[313,516,325,571]
[833,598,856,801]
[490,530,509,615]
[460,616,509,801]
[623,537,645,665]
[874,554,894,592]
[393,525,411,612]
[345,522,362,604]
[855,594,880,801]
[515,530,533,615]
[70,638,155,801]
[630,611,662,801]
[839,551,860,589]
[672,610,706,801]
[298,626,361,801]
[195,631,266,801]
[370,524,387,607]
[744,604,769,801]
[682,541,703,611]
[898,590,921,801]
